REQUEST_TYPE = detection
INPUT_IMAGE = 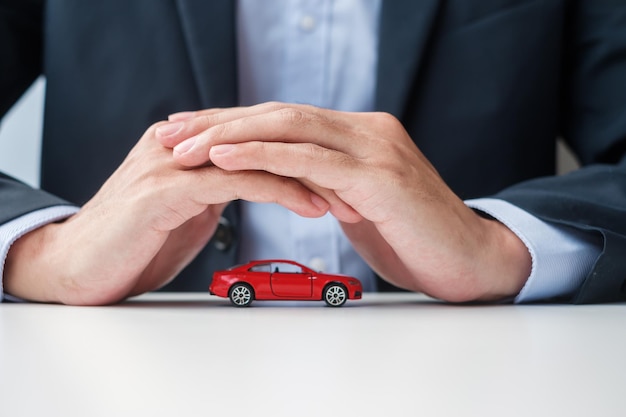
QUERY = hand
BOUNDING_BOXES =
[157,102,532,302]
[4,121,329,305]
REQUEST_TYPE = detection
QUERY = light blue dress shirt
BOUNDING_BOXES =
[0,0,602,302]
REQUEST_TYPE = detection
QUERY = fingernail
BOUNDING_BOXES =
[174,138,196,155]
[310,194,329,211]
[156,122,183,137]
[168,111,195,121]
[210,144,235,156]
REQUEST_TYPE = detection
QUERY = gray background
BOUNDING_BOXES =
[0,77,45,187]
[0,78,580,190]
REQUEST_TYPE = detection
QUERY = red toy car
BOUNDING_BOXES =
[209,259,363,307]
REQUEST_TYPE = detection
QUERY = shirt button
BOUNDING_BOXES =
[299,15,316,32]
[308,257,326,272]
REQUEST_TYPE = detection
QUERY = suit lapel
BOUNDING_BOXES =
[375,0,441,116]
[175,0,238,108]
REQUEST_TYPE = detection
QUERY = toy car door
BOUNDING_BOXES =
[269,262,313,298]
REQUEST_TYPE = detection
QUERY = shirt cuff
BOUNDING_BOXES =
[465,198,602,303]
[1,205,79,302]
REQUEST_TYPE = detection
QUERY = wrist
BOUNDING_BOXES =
[472,214,532,301]
[4,222,65,303]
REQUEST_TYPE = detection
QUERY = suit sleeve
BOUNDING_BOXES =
[0,173,72,223]
[1,1,73,221]
[495,1,626,303]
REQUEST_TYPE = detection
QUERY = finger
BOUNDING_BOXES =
[188,166,331,220]
[208,142,369,223]
[298,179,363,223]
[163,103,368,166]
[168,102,299,122]
[209,141,360,191]
[168,107,233,121]
[157,107,249,148]
[167,111,198,121]
[158,103,289,148]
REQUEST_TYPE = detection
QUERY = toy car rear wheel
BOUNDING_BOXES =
[323,284,347,307]
[229,283,254,307]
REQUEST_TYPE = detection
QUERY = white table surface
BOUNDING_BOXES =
[1,293,625,417]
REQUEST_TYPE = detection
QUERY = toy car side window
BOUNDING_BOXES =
[272,263,302,274]
[249,264,271,273]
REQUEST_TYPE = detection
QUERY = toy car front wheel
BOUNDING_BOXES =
[323,284,347,307]
[229,283,254,307]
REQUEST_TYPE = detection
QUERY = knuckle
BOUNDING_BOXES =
[277,107,309,126]
[261,101,288,112]
[200,114,219,129]
[372,112,402,130]
[206,122,229,143]
[255,142,272,171]
[301,142,322,158]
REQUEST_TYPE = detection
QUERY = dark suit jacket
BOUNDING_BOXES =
[2,0,626,302]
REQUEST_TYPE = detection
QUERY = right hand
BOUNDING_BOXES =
[3,122,330,305]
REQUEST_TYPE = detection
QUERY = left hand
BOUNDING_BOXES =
[156,102,531,302]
